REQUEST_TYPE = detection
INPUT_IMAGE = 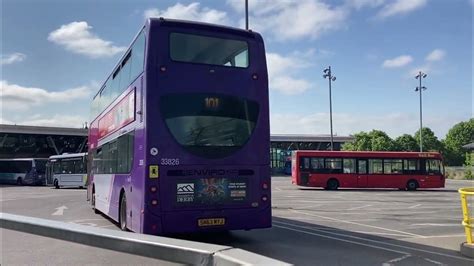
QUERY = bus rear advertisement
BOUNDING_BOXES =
[292,151,445,190]
[87,18,271,235]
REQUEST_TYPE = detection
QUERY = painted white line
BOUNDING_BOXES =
[409,204,422,209]
[410,223,460,227]
[273,224,409,256]
[273,221,471,262]
[423,257,447,265]
[98,224,116,228]
[274,187,282,191]
[382,254,411,266]
[68,218,106,222]
[291,210,424,237]
[348,204,372,211]
[353,231,410,237]
[406,234,466,239]
[52,205,68,216]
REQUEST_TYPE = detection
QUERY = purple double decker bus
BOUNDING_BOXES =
[87,18,271,235]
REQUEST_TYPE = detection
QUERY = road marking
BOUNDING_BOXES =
[98,224,118,228]
[291,210,423,237]
[410,223,460,227]
[69,218,106,222]
[382,254,412,266]
[52,205,68,216]
[273,224,409,256]
[348,204,372,210]
[408,204,422,209]
[274,187,282,191]
[406,234,466,239]
[423,257,447,265]
[353,231,409,237]
[274,220,471,262]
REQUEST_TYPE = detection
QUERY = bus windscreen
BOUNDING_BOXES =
[161,93,259,158]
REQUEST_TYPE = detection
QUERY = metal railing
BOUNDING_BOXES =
[459,187,474,244]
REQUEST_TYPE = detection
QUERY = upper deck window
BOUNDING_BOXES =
[170,33,249,68]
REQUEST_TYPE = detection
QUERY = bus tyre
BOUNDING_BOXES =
[16,177,22,186]
[406,180,418,191]
[326,179,339,190]
[54,179,59,189]
[119,194,128,231]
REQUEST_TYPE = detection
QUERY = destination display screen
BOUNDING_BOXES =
[176,177,248,205]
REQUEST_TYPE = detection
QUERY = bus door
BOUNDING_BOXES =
[299,157,311,186]
[46,162,53,186]
[357,159,368,187]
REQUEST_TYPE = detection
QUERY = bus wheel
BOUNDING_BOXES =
[406,180,418,191]
[16,177,22,186]
[54,179,59,189]
[326,179,339,190]
[119,194,128,231]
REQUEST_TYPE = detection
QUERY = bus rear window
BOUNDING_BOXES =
[170,33,249,68]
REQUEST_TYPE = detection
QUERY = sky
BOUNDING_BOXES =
[1,0,472,139]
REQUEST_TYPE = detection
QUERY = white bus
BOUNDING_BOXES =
[47,153,87,189]
[0,158,47,185]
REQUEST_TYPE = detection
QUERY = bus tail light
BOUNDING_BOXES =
[261,195,268,202]
[160,66,167,72]
[150,186,157,193]
[262,182,269,190]
[252,74,258,80]
[151,199,158,205]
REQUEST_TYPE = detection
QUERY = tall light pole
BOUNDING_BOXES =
[415,71,427,152]
[323,66,336,151]
[245,0,249,30]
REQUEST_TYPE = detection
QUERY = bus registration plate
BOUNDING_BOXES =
[198,218,225,227]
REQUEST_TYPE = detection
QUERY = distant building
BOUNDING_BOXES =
[0,124,87,159]
[270,134,353,174]
[0,124,353,173]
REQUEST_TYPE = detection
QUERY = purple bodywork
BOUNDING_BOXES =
[88,18,271,235]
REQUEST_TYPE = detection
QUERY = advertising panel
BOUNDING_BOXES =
[98,90,135,139]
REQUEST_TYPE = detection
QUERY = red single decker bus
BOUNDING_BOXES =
[292,151,445,190]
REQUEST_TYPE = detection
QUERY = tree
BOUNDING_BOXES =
[343,130,395,151]
[413,127,443,152]
[394,134,418,151]
[443,119,474,166]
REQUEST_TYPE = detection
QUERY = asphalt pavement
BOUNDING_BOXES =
[1,178,473,265]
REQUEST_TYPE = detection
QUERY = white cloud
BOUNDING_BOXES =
[229,0,348,41]
[1,80,93,111]
[345,0,386,9]
[48,21,126,58]
[382,55,413,68]
[144,3,229,25]
[266,52,312,95]
[409,49,446,76]
[377,0,428,19]
[425,49,446,62]
[271,112,463,138]
[1,53,26,65]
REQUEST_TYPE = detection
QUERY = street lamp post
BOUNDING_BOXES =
[245,0,249,30]
[323,66,336,151]
[415,71,427,152]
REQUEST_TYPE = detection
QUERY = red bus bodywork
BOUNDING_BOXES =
[291,151,445,190]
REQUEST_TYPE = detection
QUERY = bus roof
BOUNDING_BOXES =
[48,152,87,160]
[294,150,442,159]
